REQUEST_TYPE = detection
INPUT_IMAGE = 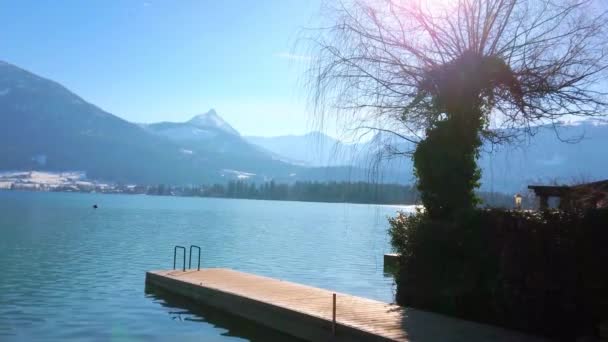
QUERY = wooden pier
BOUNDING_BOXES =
[383,253,400,267]
[146,268,545,341]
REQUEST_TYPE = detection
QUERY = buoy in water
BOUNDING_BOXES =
[93,204,98,209]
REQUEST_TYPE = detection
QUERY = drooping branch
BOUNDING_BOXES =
[303,0,608,153]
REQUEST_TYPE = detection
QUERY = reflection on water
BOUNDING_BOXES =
[144,285,303,342]
[0,191,414,341]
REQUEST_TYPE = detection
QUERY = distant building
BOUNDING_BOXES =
[528,180,608,210]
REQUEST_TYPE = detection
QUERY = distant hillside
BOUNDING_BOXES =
[141,109,302,178]
[143,115,394,183]
[0,61,222,184]
[0,61,380,185]
[478,121,608,192]
[5,59,598,190]
[247,121,608,192]
[246,132,360,166]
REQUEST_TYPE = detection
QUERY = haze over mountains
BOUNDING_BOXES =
[140,109,296,180]
[249,121,608,192]
[246,132,359,167]
[0,59,401,187]
[0,61,363,185]
[0,60,606,192]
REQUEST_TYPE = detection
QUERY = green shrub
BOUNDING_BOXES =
[389,208,608,339]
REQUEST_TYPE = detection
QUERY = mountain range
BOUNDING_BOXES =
[246,132,358,166]
[248,121,608,192]
[0,60,606,191]
[0,61,367,185]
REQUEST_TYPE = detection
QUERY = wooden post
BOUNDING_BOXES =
[539,195,549,210]
[332,293,336,335]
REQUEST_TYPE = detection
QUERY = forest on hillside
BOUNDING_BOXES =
[146,180,517,207]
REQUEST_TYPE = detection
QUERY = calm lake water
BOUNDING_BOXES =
[0,191,415,341]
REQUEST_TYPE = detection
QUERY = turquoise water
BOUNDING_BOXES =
[0,191,414,341]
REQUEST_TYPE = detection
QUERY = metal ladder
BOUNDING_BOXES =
[173,245,201,271]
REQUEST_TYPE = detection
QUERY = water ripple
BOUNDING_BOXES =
[0,191,413,341]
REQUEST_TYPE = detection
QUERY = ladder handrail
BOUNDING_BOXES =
[173,245,186,271]
[189,245,201,271]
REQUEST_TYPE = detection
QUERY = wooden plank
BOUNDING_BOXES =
[146,268,547,342]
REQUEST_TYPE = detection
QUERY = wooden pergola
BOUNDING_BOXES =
[528,180,608,210]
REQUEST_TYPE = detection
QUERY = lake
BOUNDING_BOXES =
[0,191,414,341]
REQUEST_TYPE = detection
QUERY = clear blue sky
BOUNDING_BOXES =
[0,0,323,136]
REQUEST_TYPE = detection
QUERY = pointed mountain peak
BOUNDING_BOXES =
[188,109,240,136]
[200,108,218,117]
[189,109,218,122]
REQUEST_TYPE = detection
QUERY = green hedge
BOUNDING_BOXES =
[389,208,608,339]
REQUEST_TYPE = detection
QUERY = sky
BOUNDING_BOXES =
[0,0,323,137]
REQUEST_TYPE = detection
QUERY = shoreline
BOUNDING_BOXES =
[0,188,421,207]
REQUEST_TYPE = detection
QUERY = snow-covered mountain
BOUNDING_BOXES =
[0,60,224,184]
[246,132,362,166]
[142,110,240,142]
[0,60,373,184]
[247,121,608,192]
[5,58,601,190]
[477,120,608,192]
[187,109,240,136]
[143,111,264,157]
[140,112,314,178]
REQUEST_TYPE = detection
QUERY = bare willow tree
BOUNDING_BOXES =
[305,0,608,216]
